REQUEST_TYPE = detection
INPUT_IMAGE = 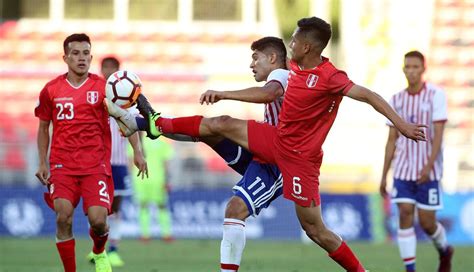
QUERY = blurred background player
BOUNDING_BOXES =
[34,33,112,272]
[87,56,148,267]
[132,136,174,242]
[380,51,453,272]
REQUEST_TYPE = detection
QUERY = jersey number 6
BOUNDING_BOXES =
[293,177,302,195]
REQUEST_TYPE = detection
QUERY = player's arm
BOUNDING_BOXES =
[418,121,445,183]
[35,119,51,185]
[345,84,426,142]
[199,81,284,105]
[380,126,398,197]
[128,132,148,179]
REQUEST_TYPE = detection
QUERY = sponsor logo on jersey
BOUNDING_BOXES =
[291,193,308,201]
[306,74,319,88]
[87,91,99,104]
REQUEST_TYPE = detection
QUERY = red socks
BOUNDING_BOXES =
[89,228,109,254]
[156,115,203,137]
[328,241,365,272]
[56,239,76,272]
[221,263,240,271]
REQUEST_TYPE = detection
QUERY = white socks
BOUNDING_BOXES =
[397,227,416,267]
[220,218,246,272]
[108,214,121,246]
[430,222,448,252]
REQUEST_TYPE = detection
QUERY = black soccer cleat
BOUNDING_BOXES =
[135,94,161,139]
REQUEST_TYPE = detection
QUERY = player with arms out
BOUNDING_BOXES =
[168,36,288,271]
[106,36,289,271]
[116,18,426,271]
[380,51,453,272]
[87,56,148,267]
[35,33,113,272]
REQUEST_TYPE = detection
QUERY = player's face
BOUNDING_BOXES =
[63,41,92,76]
[101,61,118,80]
[403,57,425,85]
[289,28,305,63]
[250,50,272,82]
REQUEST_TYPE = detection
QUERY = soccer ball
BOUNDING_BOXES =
[106,70,142,108]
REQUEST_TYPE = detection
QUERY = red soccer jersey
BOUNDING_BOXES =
[276,57,354,161]
[35,73,111,175]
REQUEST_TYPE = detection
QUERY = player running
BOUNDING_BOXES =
[35,33,114,272]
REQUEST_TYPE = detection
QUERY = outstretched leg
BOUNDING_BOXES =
[134,94,250,148]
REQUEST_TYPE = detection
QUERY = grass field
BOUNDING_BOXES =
[0,238,473,272]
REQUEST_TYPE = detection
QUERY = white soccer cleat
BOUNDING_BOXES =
[105,98,139,137]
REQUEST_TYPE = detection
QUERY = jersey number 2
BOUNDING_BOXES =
[98,180,109,199]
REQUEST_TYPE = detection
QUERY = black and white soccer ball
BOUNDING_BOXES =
[106,70,142,109]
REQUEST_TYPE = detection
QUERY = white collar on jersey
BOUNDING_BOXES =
[66,77,89,89]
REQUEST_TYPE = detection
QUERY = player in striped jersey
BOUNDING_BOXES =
[118,18,430,272]
[88,57,148,267]
[106,36,288,272]
[197,37,287,271]
[380,51,453,272]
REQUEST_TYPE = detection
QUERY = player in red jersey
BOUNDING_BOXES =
[119,17,426,272]
[35,33,113,272]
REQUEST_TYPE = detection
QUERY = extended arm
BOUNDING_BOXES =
[35,119,51,185]
[128,132,148,179]
[380,127,399,197]
[199,81,284,104]
[346,85,426,141]
[418,122,445,183]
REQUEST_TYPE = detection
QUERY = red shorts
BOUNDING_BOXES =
[247,120,321,207]
[48,173,114,214]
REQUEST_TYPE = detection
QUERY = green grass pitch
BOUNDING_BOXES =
[1,238,473,271]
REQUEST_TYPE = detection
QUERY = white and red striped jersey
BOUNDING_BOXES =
[387,82,448,181]
[263,69,288,126]
[109,107,139,166]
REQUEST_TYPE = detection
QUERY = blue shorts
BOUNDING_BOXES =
[111,165,131,197]
[213,139,283,216]
[212,138,253,175]
[391,178,443,210]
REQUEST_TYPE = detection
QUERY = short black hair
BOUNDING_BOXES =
[297,17,332,50]
[404,50,425,65]
[101,56,120,69]
[63,33,91,54]
[251,36,287,67]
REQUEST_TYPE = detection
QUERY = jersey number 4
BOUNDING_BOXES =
[56,102,74,120]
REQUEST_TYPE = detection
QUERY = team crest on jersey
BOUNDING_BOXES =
[306,74,319,88]
[87,91,99,104]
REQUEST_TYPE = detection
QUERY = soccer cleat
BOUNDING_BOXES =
[93,251,112,272]
[135,94,161,139]
[108,251,125,267]
[437,246,454,272]
[105,98,139,137]
[86,251,95,264]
